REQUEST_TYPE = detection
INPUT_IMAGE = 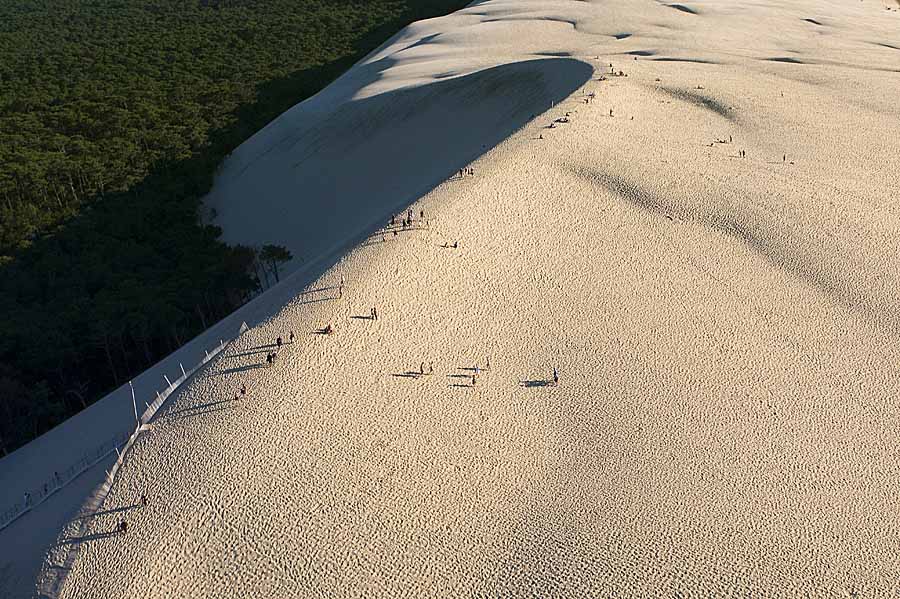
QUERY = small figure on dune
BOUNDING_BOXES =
[486,356,491,371]
[324,324,333,335]
[420,362,425,375]
[382,234,386,242]
[408,209,413,221]
[371,307,378,321]
[553,367,559,386]
[783,154,786,163]
[471,374,476,387]
[390,216,395,226]
[609,108,614,117]
[393,230,398,237]
[453,241,458,249]
[119,520,128,535]
[276,336,282,349]
[420,210,425,219]
[429,362,434,374]
[241,384,247,396]
[539,133,543,139]
[141,494,147,507]
[266,353,272,367]
[729,134,732,143]
[289,331,295,344]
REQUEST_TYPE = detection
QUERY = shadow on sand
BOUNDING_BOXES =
[520,379,554,388]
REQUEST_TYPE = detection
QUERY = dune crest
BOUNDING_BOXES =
[9,0,900,596]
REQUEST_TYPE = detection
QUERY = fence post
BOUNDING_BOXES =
[128,380,139,427]
[164,374,172,389]
[180,363,186,377]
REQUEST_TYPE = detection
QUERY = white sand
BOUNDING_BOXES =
[10,0,900,596]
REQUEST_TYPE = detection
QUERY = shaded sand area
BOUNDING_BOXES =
[34,0,900,596]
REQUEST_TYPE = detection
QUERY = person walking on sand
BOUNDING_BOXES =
[471,374,476,387]
[241,384,246,396]
[266,353,272,367]
[141,494,147,507]
[453,241,458,249]
[119,520,128,534]
[553,367,559,386]
[289,331,294,344]
[276,336,282,349]
[420,362,425,375]
[486,356,491,371]
[429,362,434,374]
[371,307,378,321]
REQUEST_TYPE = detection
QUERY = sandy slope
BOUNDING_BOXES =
[27,0,900,596]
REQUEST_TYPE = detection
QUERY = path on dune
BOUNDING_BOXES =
[54,0,900,596]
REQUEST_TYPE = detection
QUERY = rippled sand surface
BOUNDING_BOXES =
[53,0,900,596]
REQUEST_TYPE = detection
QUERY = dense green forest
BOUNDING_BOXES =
[0,0,469,454]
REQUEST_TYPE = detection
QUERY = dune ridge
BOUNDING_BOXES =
[4,0,899,596]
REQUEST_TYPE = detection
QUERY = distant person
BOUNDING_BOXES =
[471,374,476,387]
[408,209,413,221]
[452,241,458,249]
[119,520,128,534]
[289,331,294,344]
[266,354,273,367]
[783,154,786,163]
[429,362,434,374]
[276,336,282,349]
[390,216,395,226]
[420,362,425,375]
[420,210,424,219]
[371,307,378,320]
[141,494,147,507]
[609,108,614,117]
[553,367,559,386]
[241,384,246,396]
[486,356,491,371]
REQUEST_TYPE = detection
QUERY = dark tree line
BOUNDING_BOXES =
[0,0,469,454]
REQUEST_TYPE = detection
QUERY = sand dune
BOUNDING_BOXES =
[7,0,900,596]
